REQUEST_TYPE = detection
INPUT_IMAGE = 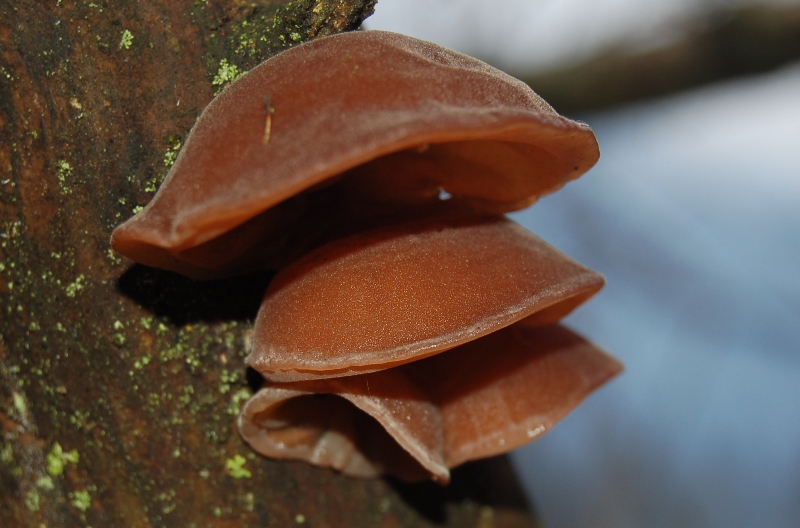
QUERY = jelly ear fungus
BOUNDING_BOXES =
[247,215,606,382]
[111,30,598,279]
[111,30,621,483]
[240,323,621,484]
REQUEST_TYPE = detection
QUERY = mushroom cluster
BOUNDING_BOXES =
[112,30,621,484]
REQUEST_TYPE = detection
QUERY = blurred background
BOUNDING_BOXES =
[366,1,800,527]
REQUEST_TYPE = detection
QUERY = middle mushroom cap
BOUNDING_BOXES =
[249,213,604,382]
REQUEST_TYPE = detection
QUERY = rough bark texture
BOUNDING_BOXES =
[524,3,800,114]
[0,1,538,526]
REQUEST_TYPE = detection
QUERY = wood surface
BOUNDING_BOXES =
[0,1,538,526]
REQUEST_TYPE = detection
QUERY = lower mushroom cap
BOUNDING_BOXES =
[239,323,623,483]
[247,213,605,382]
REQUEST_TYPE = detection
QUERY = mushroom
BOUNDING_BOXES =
[110,30,599,279]
[249,213,605,382]
[239,323,622,484]
[110,30,620,483]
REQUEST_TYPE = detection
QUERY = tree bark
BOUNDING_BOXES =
[0,1,538,526]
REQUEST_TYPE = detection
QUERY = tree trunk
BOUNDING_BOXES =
[0,1,538,526]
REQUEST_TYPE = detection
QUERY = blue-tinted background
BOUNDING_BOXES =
[369,2,800,526]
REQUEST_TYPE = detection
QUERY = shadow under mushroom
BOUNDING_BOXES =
[116,264,274,325]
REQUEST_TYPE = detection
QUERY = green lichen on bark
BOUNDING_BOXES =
[0,1,536,526]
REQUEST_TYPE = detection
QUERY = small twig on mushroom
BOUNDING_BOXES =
[263,96,273,146]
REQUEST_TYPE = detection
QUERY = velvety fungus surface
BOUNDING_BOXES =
[107,29,620,486]
[247,214,605,381]
[239,323,622,483]
[110,30,599,279]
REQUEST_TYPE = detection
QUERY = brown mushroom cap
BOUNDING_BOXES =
[239,323,623,483]
[248,214,604,382]
[111,29,599,278]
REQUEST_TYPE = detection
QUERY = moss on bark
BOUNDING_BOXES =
[0,1,537,526]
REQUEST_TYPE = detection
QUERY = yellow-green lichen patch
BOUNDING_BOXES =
[225,454,251,479]
[47,442,79,476]
[157,488,177,514]
[147,392,162,408]
[133,354,151,370]
[12,391,27,416]
[143,177,161,193]
[227,387,252,416]
[212,59,244,94]
[70,489,91,511]
[194,1,290,85]
[36,475,55,490]
[64,274,86,298]
[106,248,122,264]
[155,322,245,378]
[178,384,194,406]
[70,409,95,432]
[0,443,13,463]
[164,135,182,169]
[119,29,134,50]
[163,150,178,168]
[218,368,240,394]
[56,160,73,194]
[25,489,40,512]
[243,491,255,512]
[139,136,183,194]
[111,319,127,346]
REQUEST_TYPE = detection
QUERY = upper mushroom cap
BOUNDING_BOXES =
[111,30,599,278]
[248,214,604,382]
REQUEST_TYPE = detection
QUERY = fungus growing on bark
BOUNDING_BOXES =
[110,30,599,279]
[110,30,620,484]
[249,214,605,382]
[240,323,621,484]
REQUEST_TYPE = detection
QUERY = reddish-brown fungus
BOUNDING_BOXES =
[249,214,604,382]
[239,323,622,483]
[110,30,599,279]
[108,29,620,484]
